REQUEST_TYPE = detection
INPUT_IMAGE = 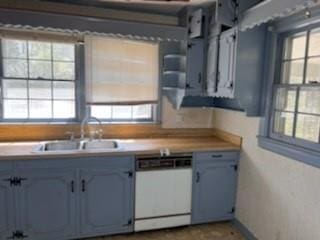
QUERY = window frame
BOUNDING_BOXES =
[0,38,79,122]
[258,16,320,168]
[0,35,160,124]
[268,29,320,152]
[89,104,159,123]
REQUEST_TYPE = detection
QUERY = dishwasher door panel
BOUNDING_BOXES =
[135,169,192,219]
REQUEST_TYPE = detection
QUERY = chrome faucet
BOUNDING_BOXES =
[80,116,103,140]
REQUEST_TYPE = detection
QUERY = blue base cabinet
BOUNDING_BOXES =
[0,156,134,240]
[192,151,239,224]
[79,168,134,237]
[17,169,77,240]
[0,167,15,240]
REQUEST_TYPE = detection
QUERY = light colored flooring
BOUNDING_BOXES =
[86,222,245,240]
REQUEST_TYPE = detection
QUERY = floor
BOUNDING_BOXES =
[87,222,245,240]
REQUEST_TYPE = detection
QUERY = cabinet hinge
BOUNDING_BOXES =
[3,177,27,186]
[229,207,235,214]
[123,219,132,227]
[124,171,133,178]
[7,230,28,239]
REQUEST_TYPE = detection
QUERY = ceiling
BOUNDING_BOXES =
[39,0,214,15]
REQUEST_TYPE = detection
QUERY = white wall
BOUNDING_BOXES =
[212,108,320,240]
[161,97,214,128]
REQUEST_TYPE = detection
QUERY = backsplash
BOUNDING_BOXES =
[161,97,214,129]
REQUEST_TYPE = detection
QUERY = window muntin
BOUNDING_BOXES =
[271,29,320,145]
[90,104,156,122]
[1,38,76,120]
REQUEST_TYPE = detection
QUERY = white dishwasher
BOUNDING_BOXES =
[135,154,192,232]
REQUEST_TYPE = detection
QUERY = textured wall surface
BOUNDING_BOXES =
[212,108,320,240]
[161,97,214,128]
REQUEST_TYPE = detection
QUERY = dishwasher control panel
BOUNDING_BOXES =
[136,154,192,171]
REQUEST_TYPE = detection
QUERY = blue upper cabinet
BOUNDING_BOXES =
[162,7,211,109]
[207,24,267,116]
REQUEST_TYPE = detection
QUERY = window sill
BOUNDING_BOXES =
[258,136,320,169]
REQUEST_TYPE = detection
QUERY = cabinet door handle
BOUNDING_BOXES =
[196,172,200,183]
[81,180,86,192]
[211,154,223,158]
[71,180,75,193]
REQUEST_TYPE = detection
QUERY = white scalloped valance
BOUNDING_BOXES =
[239,0,318,31]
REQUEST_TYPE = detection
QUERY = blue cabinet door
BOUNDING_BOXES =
[17,169,77,240]
[217,28,237,98]
[192,162,237,224]
[79,168,133,237]
[0,171,15,240]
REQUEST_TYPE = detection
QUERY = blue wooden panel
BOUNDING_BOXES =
[0,170,15,240]
[234,24,267,116]
[194,151,239,163]
[192,161,238,224]
[17,169,77,240]
[79,168,133,237]
[0,8,186,41]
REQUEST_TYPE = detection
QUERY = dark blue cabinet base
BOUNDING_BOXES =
[192,151,239,225]
[0,151,239,240]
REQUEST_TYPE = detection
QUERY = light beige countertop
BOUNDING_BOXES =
[0,137,240,161]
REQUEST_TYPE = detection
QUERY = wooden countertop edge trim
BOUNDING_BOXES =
[0,146,241,161]
[212,128,242,148]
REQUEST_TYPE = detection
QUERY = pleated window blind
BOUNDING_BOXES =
[85,36,159,105]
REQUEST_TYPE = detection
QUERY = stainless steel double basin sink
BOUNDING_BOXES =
[34,139,120,153]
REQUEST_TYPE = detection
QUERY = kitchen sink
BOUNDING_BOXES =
[33,139,119,152]
[35,140,82,152]
[82,140,119,150]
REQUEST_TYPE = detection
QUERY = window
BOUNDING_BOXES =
[85,37,159,122]
[91,104,156,122]
[0,34,159,123]
[270,28,320,149]
[1,38,76,120]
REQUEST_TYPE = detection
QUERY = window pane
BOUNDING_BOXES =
[273,111,294,137]
[29,100,52,118]
[298,87,320,114]
[3,59,28,78]
[274,88,296,112]
[53,62,75,80]
[132,105,152,119]
[53,100,75,118]
[112,106,132,119]
[53,81,75,100]
[29,80,52,99]
[3,100,28,119]
[53,43,75,61]
[306,57,320,83]
[281,60,304,84]
[2,39,27,58]
[3,80,27,99]
[309,28,320,57]
[28,41,51,60]
[296,114,320,142]
[284,33,307,60]
[91,106,112,119]
[29,60,52,79]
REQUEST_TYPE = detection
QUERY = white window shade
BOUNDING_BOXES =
[85,36,159,105]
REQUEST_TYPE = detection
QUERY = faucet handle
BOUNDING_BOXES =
[65,131,75,141]
[97,129,104,140]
